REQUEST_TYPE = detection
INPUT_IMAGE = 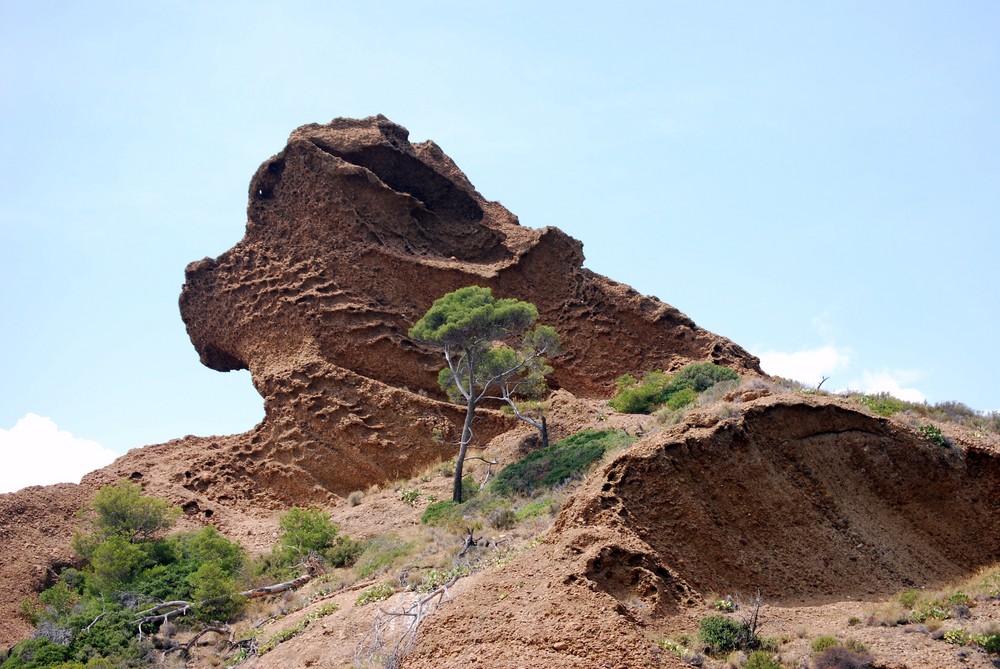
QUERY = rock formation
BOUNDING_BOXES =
[177,114,762,499]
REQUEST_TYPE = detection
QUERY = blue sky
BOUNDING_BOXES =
[2,1,998,492]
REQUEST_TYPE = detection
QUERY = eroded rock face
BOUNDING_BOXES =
[179,115,761,499]
[407,395,1000,668]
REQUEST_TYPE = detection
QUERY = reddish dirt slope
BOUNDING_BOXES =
[407,394,1000,668]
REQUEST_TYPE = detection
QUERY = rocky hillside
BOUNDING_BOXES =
[2,117,998,668]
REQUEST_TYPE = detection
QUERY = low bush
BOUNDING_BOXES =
[610,363,738,414]
[355,582,395,606]
[487,507,516,530]
[421,500,462,527]
[698,615,758,655]
[491,429,635,496]
[918,424,948,447]
[898,589,921,608]
[278,506,340,563]
[326,536,364,568]
[744,650,782,669]
[811,635,840,652]
[514,497,558,521]
[857,392,907,416]
[354,536,413,579]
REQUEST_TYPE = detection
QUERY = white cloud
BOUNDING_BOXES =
[0,414,119,494]
[754,345,852,387]
[850,370,926,403]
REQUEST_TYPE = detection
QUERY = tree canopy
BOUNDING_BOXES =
[409,286,560,502]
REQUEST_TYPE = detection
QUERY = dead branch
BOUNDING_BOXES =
[458,527,482,558]
[133,601,192,628]
[161,625,230,659]
[355,578,458,669]
[84,612,107,632]
[239,573,312,599]
[133,573,314,632]
[464,455,499,488]
[738,590,764,650]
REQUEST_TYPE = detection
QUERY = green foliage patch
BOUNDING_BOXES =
[491,429,636,496]
[355,582,395,606]
[918,424,948,447]
[857,392,907,416]
[609,363,738,414]
[420,500,462,527]
[698,615,747,655]
[3,484,364,669]
[354,536,414,579]
[744,650,782,669]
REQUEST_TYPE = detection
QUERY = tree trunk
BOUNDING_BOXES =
[540,416,549,449]
[453,398,476,503]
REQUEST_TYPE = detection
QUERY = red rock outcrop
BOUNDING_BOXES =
[178,115,761,497]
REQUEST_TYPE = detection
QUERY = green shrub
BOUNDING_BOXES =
[811,635,840,652]
[174,525,245,574]
[73,480,180,550]
[0,638,71,668]
[37,582,78,621]
[87,534,149,595]
[326,536,364,568]
[609,371,670,413]
[671,362,739,392]
[187,561,245,622]
[912,603,950,622]
[979,632,1000,654]
[354,536,413,579]
[744,650,782,669]
[278,507,339,562]
[857,392,907,416]
[947,591,971,606]
[461,475,480,500]
[421,500,462,526]
[698,615,749,655]
[399,488,421,507]
[355,582,395,606]
[898,589,921,608]
[918,424,948,447]
[610,364,737,414]
[514,497,557,521]
[258,619,308,654]
[491,429,635,496]
[414,565,470,592]
[6,484,256,669]
[666,386,698,410]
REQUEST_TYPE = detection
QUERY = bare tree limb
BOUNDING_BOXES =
[161,625,230,659]
[355,578,459,669]
[85,612,107,632]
